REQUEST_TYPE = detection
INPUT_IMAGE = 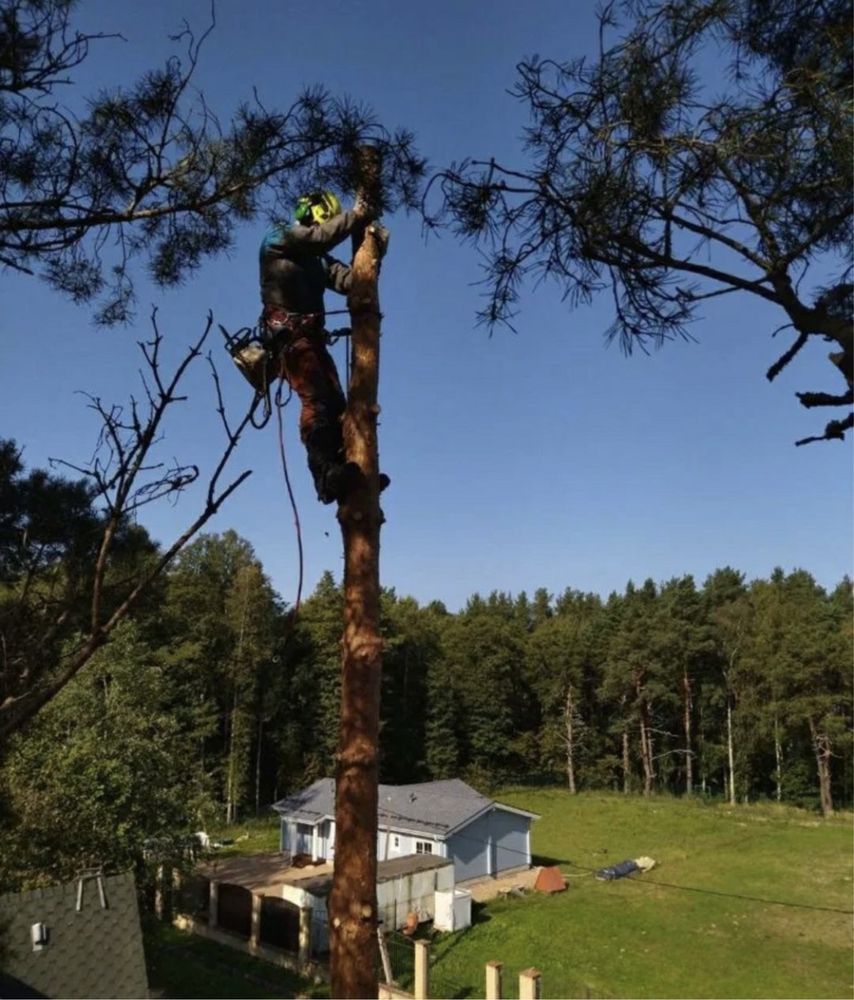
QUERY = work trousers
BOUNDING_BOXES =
[263,308,347,490]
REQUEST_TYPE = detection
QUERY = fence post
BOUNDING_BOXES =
[486,960,503,1000]
[208,880,219,929]
[519,967,542,1000]
[250,893,262,952]
[414,939,429,1000]
[298,905,312,966]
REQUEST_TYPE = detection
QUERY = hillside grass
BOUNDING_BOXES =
[430,790,853,999]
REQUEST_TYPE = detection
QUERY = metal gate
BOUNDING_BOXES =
[217,883,252,938]
[259,895,300,952]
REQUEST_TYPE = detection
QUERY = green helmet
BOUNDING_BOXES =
[294,190,342,225]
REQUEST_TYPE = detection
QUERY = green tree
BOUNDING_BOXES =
[433,0,852,444]
[0,439,159,737]
[0,621,209,892]
[163,531,279,821]
[601,580,677,795]
[526,589,604,791]
[290,571,345,782]
[222,559,278,822]
[658,575,712,794]
[379,591,437,783]
[705,569,751,803]
[765,570,851,814]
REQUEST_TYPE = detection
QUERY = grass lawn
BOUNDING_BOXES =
[144,923,327,999]
[429,790,853,999]
[207,816,281,857]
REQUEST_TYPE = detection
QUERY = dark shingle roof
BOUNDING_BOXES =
[0,871,149,1000]
[272,778,537,837]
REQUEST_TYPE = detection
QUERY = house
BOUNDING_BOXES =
[0,870,149,1000]
[272,778,538,883]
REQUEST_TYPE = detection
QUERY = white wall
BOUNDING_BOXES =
[378,830,444,861]
[377,864,455,929]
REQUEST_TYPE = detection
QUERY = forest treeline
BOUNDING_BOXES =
[0,444,851,891]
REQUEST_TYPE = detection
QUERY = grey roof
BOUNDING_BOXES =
[0,871,149,1000]
[282,854,454,898]
[272,778,537,838]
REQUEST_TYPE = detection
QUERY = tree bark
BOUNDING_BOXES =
[639,712,653,796]
[620,695,630,794]
[255,714,263,815]
[808,716,834,816]
[226,688,238,825]
[328,146,384,1000]
[564,685,577,794]
[726,695,736,806]
[682,667,693,795]
[773,713,783,803]
[636,677,654,796]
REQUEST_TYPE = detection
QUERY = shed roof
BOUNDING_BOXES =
[272,778,537,838]
[283,854,454,899]
[0,871,149,1000]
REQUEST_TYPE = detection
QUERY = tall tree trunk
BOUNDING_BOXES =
[328,146,384,1000]
[808,716,834,816]
[226,688,238,824]
[726,695,736,806]
[636,678,653,796]
[620,695,630,794]
[682,667,694,795]
[773,713,783,803]
[564,684,577,794]
[255,715,263,815]
[227,583,249,825]
[639,712,653,796]
[622,728,630,793]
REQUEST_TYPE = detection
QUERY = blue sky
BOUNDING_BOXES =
[2,0,851,611]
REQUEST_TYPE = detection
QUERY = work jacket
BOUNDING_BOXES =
[260,211,359,319]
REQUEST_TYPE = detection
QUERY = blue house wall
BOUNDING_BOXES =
[490,807,529,874]
[446,808,531,882]
[446,810,492,882]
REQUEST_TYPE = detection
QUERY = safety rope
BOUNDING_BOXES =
[274,382,304,621]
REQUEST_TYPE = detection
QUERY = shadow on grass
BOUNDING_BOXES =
[532,853,574,868]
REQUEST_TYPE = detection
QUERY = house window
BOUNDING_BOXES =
[393,836,399,848]
[415,840,433,855]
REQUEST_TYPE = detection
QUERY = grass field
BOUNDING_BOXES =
[428,790,853,999]
[144,923,326,999]
[183,792,851,999]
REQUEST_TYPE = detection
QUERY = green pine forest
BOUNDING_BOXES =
[0,443,851,893]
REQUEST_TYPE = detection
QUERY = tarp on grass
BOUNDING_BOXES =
[595,857,655,880]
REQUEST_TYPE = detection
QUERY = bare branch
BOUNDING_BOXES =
[0,311,253,740]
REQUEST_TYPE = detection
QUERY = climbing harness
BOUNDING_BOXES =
[220,315,354,431]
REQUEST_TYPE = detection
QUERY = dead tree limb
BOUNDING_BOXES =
[0,310,253,741]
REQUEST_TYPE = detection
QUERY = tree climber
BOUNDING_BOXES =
[233,190,389,504]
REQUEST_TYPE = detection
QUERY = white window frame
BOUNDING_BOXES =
[415,839,433,855]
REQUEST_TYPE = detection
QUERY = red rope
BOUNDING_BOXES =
[274,382,304,619]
